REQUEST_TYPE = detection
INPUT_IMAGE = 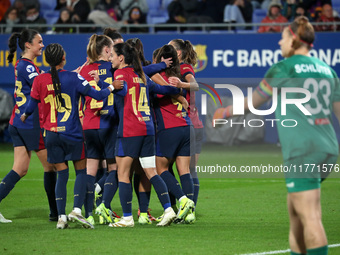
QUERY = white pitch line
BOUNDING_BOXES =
[239,243,340,255]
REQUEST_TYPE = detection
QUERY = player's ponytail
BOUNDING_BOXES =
[126,38,151,66]
[87,34,113,64]
[155,44,181,78]
[289,16,314,50]
[184,40,197,66]
[45,43,68,111]
[114,43,146,85]
[170,39,197,66]
[7,29,39,64]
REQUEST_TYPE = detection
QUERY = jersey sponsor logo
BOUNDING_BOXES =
[82,80,89,86]
[286,182,295,188]
[26,65,35,73]
[315,118,330,125]
[193,44,207,73]
[28,72,38,79]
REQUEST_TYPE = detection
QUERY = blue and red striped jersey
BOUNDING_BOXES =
[80,61,117,130]
[153,71,191,131]
[114,66,180,138]
[10,57,41,129]
[180,63,203,129]
[30,70,110,140]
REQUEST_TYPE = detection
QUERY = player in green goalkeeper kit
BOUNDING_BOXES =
[214,16,340,255]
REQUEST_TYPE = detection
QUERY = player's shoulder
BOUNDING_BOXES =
[181,63,193,71]
[180,63,195,76]
[81,63,99,73]
[115,67,130,78]
[16,58,37,73]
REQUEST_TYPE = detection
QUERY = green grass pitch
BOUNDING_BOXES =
[0,143,339,255]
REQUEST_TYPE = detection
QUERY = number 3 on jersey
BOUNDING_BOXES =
[129,86,150,115]
[303,78,331,115]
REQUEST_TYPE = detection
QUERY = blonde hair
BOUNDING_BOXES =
[87,34,113,64]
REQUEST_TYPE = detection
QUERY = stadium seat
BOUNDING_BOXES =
[147,0,162,10]
[252,9,267,31]
[43,10,60,25]
[40,0,57,11]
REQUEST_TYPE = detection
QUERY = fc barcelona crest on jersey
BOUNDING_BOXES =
[193,44,207,73]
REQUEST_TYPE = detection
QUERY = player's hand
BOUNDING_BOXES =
[88,70,99,83]
[168,76,182,88]
[161,57,173,68]
[73,58,89,73]
[182,98,189,112]
[112,80,124,90]
[20,113,28,123]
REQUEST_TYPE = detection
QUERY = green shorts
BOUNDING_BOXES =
[284,152,337,193]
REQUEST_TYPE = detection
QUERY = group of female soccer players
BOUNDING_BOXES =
[0,27,203,229]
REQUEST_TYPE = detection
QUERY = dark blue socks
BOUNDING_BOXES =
[73,168,87,209]
[0,170,21,203]
[150,175,170,210]
[103,170,118,209]
[160,171,185,200]
[119,182,132,217]
[55,169,69,215]
[44,171,58,217]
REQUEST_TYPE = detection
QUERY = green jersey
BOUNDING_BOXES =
[264,54,340,161]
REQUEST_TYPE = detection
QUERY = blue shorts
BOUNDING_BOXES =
[45,130,85,164]
[116,135,155,158]
[8,124,45,151]
[84,127,117,159]
[156,126,194,158]
[194,127,204,154]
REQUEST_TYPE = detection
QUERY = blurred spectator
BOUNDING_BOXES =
[67,0,91,24]
[224,0,251,30]
[53,8,75,33]
[13,0,40,20]
[55,0,67,10]
[120,0,148,21]
[187,0,228,25]
[24,5,47,33]
[282,0,297,21]
[293,4,311,20]
[123,6,147,33]
[258,0,288,33]
[186,0,228,30]
[241,0,254,27]
[166,0,198,24]
[0,0,10,21]
[315,3,340,31]
[0,6,23,33]
[88,0,122,27]
[301,0,331,21]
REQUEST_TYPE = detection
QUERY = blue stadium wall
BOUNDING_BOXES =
[1,32,340,143]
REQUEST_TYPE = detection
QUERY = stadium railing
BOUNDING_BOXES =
[1,22,340,34]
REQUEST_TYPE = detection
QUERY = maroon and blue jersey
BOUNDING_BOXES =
[153,71,191,131]
[9,57,41,129]
[27,70,111,141]
[180,63,203,129]
[80,61,116,130]
[114,66,180,138]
